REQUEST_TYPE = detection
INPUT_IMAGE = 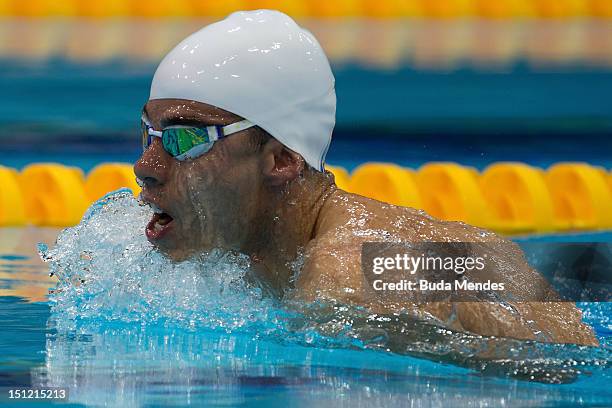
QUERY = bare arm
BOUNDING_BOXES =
[293,227,598,346]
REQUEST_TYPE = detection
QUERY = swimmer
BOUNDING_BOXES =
[134,10,597,346]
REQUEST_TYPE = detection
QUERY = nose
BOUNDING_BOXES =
[134,138,172,189]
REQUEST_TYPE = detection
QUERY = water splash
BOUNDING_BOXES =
[39,189,284,334]
[37,189,611,390]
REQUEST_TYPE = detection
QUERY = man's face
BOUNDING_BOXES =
[134,99,264,261]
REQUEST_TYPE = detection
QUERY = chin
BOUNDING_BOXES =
[145,231,187,260]
[157,244,194,262]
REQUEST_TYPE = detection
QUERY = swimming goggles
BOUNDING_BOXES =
[141,114,256,161]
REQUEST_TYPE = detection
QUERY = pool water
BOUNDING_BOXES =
[0,191,611,407]
[1,299,610,408]
[1,18,611,406]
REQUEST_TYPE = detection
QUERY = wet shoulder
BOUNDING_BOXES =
[296,190,500,304]
[316,190,501,244]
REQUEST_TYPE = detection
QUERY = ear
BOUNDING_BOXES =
[261,139,305,186]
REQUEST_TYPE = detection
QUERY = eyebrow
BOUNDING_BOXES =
[143,105,231,129]
[161,114,226,128]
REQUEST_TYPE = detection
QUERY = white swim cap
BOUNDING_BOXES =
[149,10,336,171]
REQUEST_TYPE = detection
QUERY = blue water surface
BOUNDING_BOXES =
[0,223,611,407]
[0,56,611,407]
[0,298,611,407]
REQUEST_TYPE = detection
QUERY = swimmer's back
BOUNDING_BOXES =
[297,188,598,346]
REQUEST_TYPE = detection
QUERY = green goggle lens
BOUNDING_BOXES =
[142,123,220,160]
[161,127,214,157]
[141,116,254,161]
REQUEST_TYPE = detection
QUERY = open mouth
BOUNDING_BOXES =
[145,206,175,241]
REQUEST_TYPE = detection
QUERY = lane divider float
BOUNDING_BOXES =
[0,166,26,226]
[20,163,89,227]
[480,162,555,233]
[1,0,611,18]
[416,162,491,229]
[349,162,422,209]
[1,161,611,233]
[546,162,612,230]
[85,163,141,202]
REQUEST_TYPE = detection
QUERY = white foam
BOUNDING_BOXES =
[40,189,280,333]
